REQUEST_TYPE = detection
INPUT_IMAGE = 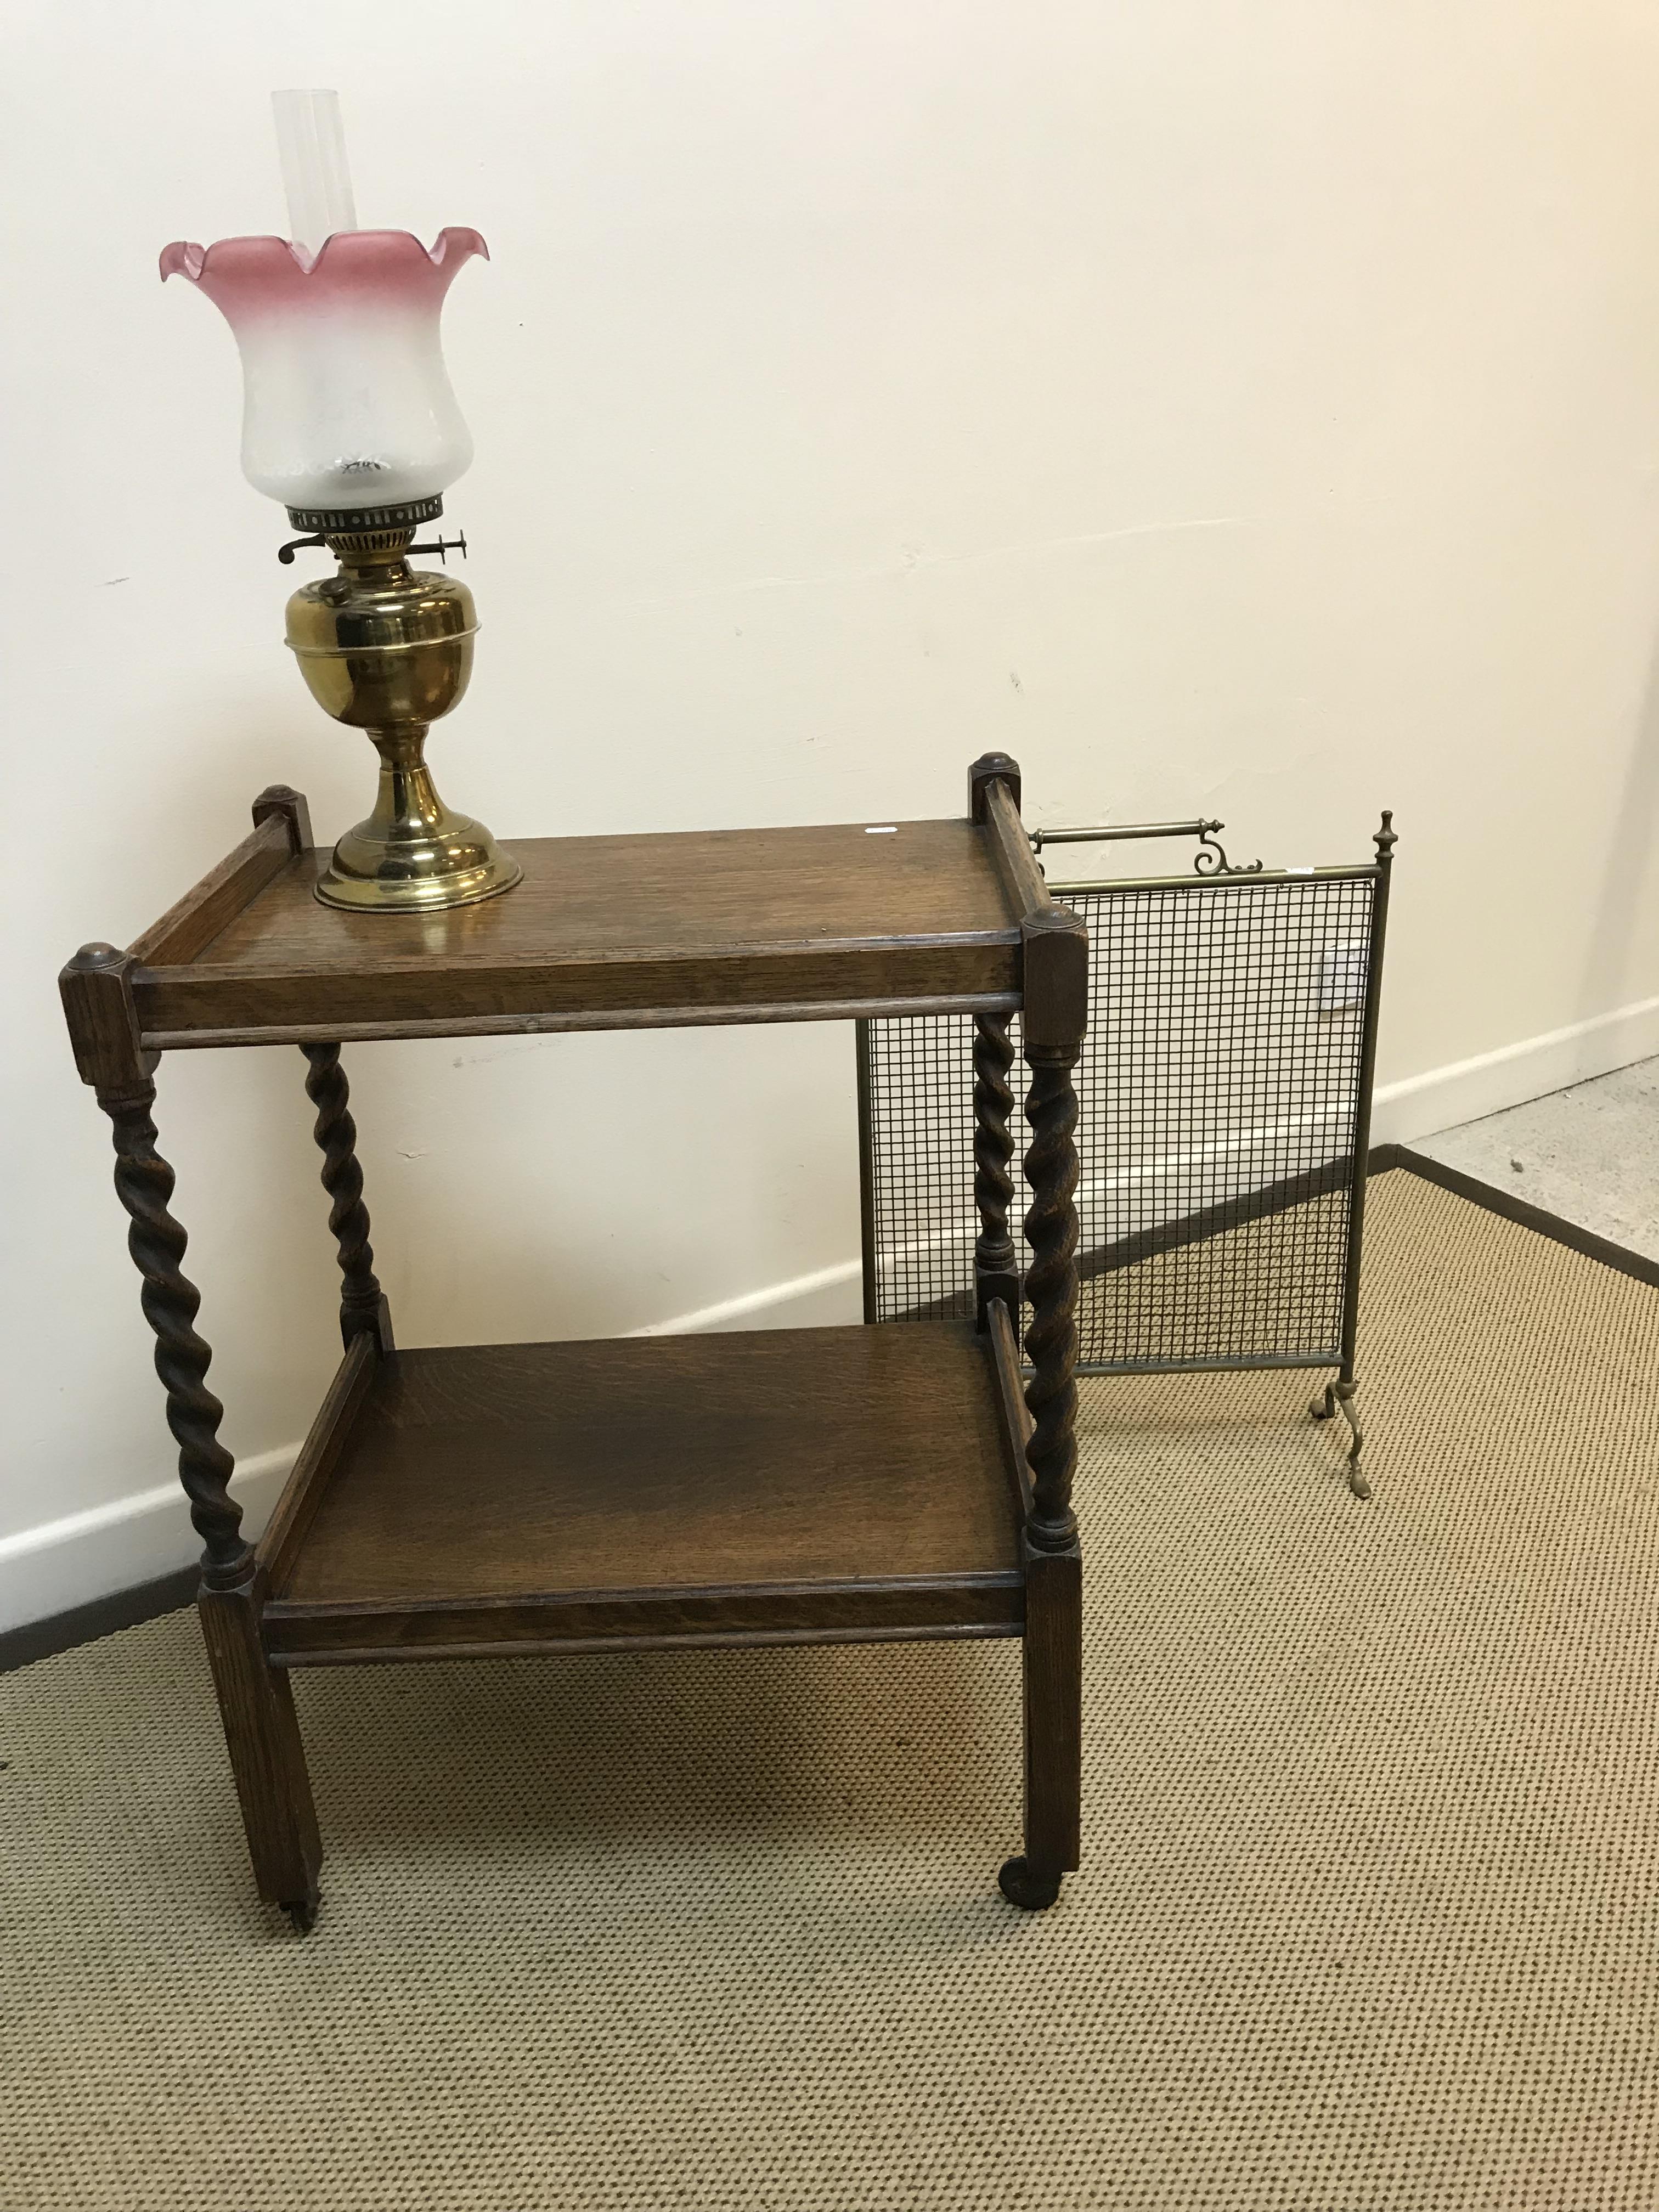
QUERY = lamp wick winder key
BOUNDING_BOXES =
[60,92,1090,1934]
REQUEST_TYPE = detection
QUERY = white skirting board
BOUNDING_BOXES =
[1369,993,1659,1147]
[6,991,1656,1637]
[0,1448,297,1638]
[0,1266,864,1638]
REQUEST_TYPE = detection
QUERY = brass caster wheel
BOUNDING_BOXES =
[283,1894,320,1936]
[998,1856,1062,1911]
[1310,1389,1335,1423]
[1348,1468,1372,1502]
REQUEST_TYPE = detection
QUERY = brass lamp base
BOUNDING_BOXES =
[283,509,522,917]
[315,730,521,912]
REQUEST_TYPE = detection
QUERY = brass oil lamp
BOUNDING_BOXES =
[161,91,520,911]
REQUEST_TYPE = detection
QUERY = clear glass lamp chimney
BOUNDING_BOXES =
[159,227,488,515]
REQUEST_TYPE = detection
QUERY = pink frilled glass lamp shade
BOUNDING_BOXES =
[161,91,521,912]
[158,227,487,521]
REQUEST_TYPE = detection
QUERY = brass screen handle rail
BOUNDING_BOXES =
[1029,818,1263,879]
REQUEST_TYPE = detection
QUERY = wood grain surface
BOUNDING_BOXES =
[266,1323,1024,1656]
[133,820,1023,1042]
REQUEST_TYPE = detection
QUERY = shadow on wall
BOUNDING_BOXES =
[1581,609,1659,1020]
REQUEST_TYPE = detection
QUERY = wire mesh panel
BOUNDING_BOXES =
[861,1014,979,1323]
[1072,872,1373,1370]
[860,865,1381,1375]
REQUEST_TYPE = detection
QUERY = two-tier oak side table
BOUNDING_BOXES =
[59,752,1087,1929]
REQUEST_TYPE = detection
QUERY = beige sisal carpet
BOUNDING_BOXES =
[3,1170,1657,2209]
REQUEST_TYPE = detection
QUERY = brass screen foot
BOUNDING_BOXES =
[1311,1378,1369,1500]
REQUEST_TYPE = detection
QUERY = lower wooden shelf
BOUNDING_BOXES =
[259,1321,1028,1666]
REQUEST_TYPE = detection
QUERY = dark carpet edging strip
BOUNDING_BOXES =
[1382,1144,1659,1293]
[902,1152,1358,1323]
[1077,1155,1354,1286]
[0,1565,201,1678]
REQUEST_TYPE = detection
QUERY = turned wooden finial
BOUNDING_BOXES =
[252,785,314,854]
[969,752,1022,822]
[60,941,150,1093]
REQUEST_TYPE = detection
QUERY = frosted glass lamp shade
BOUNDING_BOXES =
[160,229,488,516]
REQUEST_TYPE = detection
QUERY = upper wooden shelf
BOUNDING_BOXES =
[61,758,1084,1087]
[127,815,1025,1049]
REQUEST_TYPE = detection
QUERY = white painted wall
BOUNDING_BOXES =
[6,0,1659,1627]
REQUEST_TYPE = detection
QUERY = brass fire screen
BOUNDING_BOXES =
[856,818,1395,1487]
